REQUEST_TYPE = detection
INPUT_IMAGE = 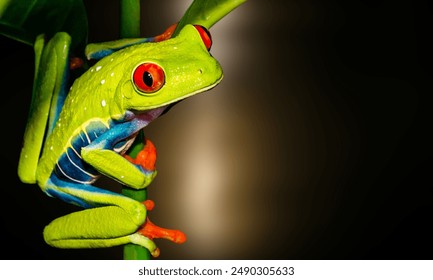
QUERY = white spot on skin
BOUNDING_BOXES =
[96,66,102,71]
[50,146,53,150]
[90,68,94,72]
[101,100,107,107]
[100,79,106,84]
[110,72,114,77]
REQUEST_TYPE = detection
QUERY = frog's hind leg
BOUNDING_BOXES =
[18,32,71,184]
[42,177,158,256]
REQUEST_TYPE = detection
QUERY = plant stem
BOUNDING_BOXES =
[119,0,150,260]
[120,0,141,38]
[173,0,247,37]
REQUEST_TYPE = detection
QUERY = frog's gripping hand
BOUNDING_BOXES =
[123,138,157,174]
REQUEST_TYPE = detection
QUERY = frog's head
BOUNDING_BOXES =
[111,24,223,120]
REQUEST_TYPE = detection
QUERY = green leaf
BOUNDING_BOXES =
[173,0,247,37]
[0,0,88,52]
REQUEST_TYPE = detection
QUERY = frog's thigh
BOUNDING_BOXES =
[42,179,153,249]
[44,206,156,252]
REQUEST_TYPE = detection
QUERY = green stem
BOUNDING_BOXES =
[121,136,150,260]
[173,0,247,37]
[119,0,150,260]
[120,0,141,38]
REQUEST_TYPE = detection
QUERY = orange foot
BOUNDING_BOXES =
[124,138,157,172]
[139,200,187,246]
[153,23,178,42]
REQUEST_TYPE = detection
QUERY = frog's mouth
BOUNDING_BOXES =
[136,101,181,127]
[135,105,169,126]
[129,73,223,112]
[134,73,223,124]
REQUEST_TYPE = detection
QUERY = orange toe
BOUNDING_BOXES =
[138,218,186,244]
[138,200,186,244]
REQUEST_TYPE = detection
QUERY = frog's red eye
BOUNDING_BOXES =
[133,63,165,93]
[194,25,212,51]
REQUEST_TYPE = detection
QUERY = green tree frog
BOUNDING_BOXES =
[17,24,223,257]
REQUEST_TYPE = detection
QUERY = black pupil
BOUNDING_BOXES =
[143,71,153,87]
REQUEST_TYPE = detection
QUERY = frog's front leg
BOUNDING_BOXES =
[80,117,158,189]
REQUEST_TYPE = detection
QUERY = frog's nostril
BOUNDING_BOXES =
[198,69,203,74]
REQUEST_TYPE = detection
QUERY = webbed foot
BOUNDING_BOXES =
[138,200,187,255]
[124,137,157,172]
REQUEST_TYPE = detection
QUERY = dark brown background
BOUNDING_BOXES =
[0,0,431,259]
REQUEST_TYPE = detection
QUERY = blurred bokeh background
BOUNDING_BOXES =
[1,0,431,259]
